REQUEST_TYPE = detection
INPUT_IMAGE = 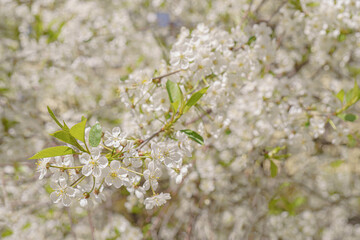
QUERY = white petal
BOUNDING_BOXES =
[62,195,72,207]
[113,141,121,148]
[80,154,90,164]
[110,160,120,170]
[91,148,101,158]
[176,175,182,184]
[152,180,158,191]
[155,168,162,178]
[82,165,93,176]
[93,167,101,178]
[143,170,150,180]
[50,192,61,203]
[105,176,112,186]
[59,179,68,188]
[148,161,155,172]
[113,177,123,188]
[80,198,88,207]
[143,181,150,190]
[99,157,108,168]
[112,127,121,136]
[135,190,144,199]
[105,139,113,147]
[66,187,76,197]
[50,181,59,190]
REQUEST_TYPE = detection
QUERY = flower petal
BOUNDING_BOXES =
[112,127,121,136]
[110,160,120,170]
[113,177,122,188]
[82,164,93,176]
[93,166,101,178]
[50,191,61,203]
[99,156,108,168]
[62,194,72,207]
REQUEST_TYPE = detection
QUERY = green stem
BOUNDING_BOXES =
[120,166,143,176]
[70,175,86,187]
[49,165,83,169]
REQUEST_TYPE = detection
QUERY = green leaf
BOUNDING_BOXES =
[270,160,278,178]
[166,80,183,113]
[180,129,204,145]
[328,119,337,130]
[348,65,360,77]
[336,89,345,103]
[306,2,320,7]
[50,130,86,152]
[29,146,76,159]
[345,81,359,105]
[70,119,87,142]
[89,123,102,147]
[293,196,306,208]
[1,227,13,238]
[330,160,345,168]
[183,87,209,113]
[246,36,256,45]
[47,106,63,128]
[338,33,346,42]
[338,113,357,122]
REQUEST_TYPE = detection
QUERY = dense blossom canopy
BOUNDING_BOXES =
[1,0,360,239]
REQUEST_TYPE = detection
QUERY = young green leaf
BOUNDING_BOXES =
[166,80,183,113]
[47,106,63,128]
[328,119,337,130]
[70,119,87,142]
[337,113,357,122]
[345,81,359,105]
[270,160,278,178]
[50,130,86,152]
[89,123,102,147]
[330,160,345,168]
[246,36,257,45]
[183,87,209,113]
[180,129,204,145]
[29,146,76,159]
[336,89,345,103]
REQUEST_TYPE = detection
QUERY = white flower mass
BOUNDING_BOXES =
[1,0,360,239]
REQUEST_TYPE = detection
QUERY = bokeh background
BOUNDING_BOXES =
[1,0,360,239]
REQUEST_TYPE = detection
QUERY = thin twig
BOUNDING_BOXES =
[87,210,95,240]
[68,208,77,240]
[184,109,212,126]
[152,69,183,81]
[137,129,163,150]
[268,0,287,23]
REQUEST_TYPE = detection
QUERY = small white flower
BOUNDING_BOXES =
[105,160,129,188]
[143,161,161,191]
[151,142,182,167]
[50,179,76,207]
[104,127,127,149]
[50,155,73,181]
[123,141,143,168]
[176,131,193,157]
[36,157,51,180]
[80,148,108,178]
[144,192,171,209]
[169,45,195,70]
[169,164,192,184]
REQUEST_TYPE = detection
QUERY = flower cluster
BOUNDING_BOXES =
[2,0,360,239]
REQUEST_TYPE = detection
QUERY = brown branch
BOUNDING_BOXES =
[152,69,183,82]
[87,210,95,240]
[137,128,164,151]
[184,109,212,126]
